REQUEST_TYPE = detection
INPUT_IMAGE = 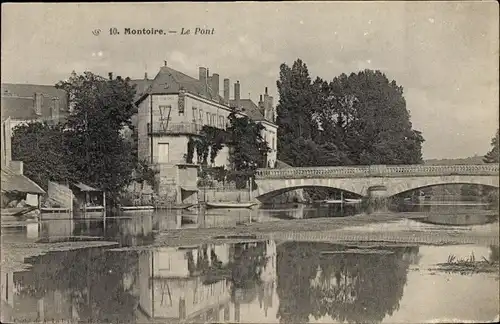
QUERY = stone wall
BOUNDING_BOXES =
[200,188,252,203]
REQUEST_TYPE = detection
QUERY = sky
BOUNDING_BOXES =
[1,2,498,160]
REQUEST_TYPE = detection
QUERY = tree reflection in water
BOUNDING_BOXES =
[13,247,139,323]
[490,245,499,263]
[276,242,419,324]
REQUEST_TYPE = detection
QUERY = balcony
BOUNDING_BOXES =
[147,122,202,136]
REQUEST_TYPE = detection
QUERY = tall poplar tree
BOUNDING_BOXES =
[484,129,499,163]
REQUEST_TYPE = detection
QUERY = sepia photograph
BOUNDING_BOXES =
[1,2,499,323]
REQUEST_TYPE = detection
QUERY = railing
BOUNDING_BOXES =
[148,122,202,135]
[255,164,500,179]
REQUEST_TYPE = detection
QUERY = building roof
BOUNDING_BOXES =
[130,65,277,126]
[128,79,153,101]
[229,99,265,121]
[276,160,293,168]
[72,182,101,192]
[1,83,69,120]
[130,66,224,104]
[1,168,46,194]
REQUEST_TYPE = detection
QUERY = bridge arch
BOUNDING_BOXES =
[255,184,363,202]
[255,174,499,200]
[386,176,500,197]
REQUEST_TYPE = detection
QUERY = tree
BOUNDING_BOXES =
[318,70,424,165]
[227,109,270,184]
[11,122,73,189]
[56,72,138,200]
[187,126,228,165]
[276,59,319,166]
[484,129,499,163]
[276,59,425,167]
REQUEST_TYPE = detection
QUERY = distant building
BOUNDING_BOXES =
[129,63,278,169]
[128,63,278,200]
[0,83,69,130]
[1,116,45,211]
[1,84,67,208]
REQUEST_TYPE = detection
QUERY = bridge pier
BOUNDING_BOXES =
[367,185,389,213]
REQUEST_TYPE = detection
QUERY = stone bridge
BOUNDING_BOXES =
[254,164,499,201]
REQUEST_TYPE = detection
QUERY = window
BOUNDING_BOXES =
[206,112,210,125]
[51,98,59,118]
[34,93,43,115]
[52,97,60,112]
[211,114,216,127]
[199,110,203,124]
[192,107,197,123]
[159,105,171,121]
[158,256,171,270]
[178,94,185,115]
[219,116,224,129]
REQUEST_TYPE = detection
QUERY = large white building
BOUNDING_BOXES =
[131,63,278,170]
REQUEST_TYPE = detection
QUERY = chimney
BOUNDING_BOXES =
[199,67,207,83]
[164,60,167,67]
[108,72,113,80]
[234,81,240,109]
[223,78,230,104]
[144,72,148,80]
[263,88,273,121]
[211,73,220,99]
[258,94,265,115]
[269,95,275,121]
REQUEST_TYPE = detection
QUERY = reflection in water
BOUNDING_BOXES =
[10,203,497,249]
[4,240,500,323]
[12,248,139,323]
[276,243,419,324]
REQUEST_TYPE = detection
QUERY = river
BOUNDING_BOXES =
[1,203,499,323]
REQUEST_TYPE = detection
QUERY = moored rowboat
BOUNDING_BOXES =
[119,205,155,211]
[155,203,195,210]
[205,202,258,209]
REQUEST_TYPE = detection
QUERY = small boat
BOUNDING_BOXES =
[120,205,155,212]
[345,198,362,204]
[323,199,344,204]
[155,203,195,210]
[41,207,71,213]
[77,206,105,218]
[1,206,38,217]
[205,202,258,209]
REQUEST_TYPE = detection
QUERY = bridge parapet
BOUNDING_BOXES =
[255,164,499,180]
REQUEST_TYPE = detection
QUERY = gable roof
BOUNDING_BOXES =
[131,66,225,104]
[130,65,277,126]
[128,79,153,101]
[1,168,46,194]
[1,83,68,120]
[229,99,265,121]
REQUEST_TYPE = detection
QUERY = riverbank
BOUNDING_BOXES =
[121,212,500,249]
[3,211,498,271]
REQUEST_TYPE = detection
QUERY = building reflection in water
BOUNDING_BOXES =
[136,239,277,323]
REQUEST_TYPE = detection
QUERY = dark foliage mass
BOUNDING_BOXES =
[483,129,499,163]
[12,72,141,201]
[276,242,418,324]
[276,59,425,168]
